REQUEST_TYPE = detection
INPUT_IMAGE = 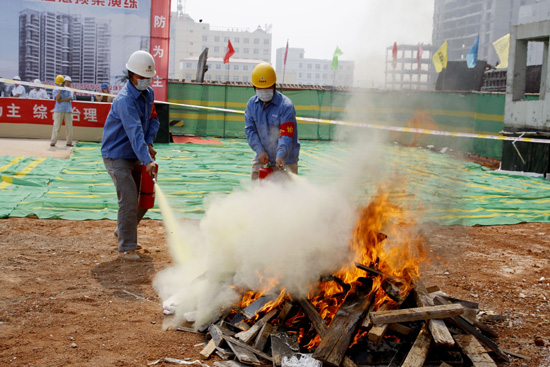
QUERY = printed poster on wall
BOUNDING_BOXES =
[0,0,154,97]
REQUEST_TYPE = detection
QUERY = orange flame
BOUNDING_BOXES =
[306,184,429,347]
[231,183,429,349]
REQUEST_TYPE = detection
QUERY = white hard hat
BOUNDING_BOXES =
[13,76,21,81]
[34,79,41,85]
[64,76,72,82]
[126,50,156,78]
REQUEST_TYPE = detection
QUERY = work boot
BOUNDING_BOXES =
[119,250,140,261]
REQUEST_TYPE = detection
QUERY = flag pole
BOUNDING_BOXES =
[226,63,229,83]
[282,39,288,84]
[281,39,289,95]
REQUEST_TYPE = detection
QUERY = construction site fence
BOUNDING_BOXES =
[167,82,506,158]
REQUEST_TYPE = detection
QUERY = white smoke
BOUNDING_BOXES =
[153,161,386,329]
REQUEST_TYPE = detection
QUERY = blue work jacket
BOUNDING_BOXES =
[244,91,300,165]
[101,81,159,165]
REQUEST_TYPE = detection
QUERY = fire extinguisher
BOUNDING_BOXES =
[139,162,158,209]
[259,164,274,180]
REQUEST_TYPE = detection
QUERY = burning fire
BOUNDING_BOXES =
[230,183,429,349]
[392,110,438,147]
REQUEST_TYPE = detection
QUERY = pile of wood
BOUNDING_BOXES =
[177,264,515,367]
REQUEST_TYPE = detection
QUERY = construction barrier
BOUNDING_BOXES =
[167,83,508,158]
[1,80,530,160]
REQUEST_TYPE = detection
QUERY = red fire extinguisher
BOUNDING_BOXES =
[139,162,158,209]
[259,164,274,180]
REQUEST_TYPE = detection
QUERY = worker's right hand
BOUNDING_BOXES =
[145,161,157,177]
[257,152,269,165]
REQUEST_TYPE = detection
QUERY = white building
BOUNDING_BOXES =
[274,47,354,87]
[170,13,272,82]
[384,44,438,90]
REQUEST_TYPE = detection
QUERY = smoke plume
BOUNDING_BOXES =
[153,133,388,329]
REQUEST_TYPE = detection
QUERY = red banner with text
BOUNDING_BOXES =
[150,0,171,101]
[0,98,110,128]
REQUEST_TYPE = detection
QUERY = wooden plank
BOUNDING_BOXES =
[425,285,440,293]
[218,320,240,335]
[271,332,299,366]
[433,296,509,362]
[297,298,357,367]
[401,323,432,367]
[437,294,479,310]
[241,294,276,319]
[388,326,418,367]
[223,334,273,362]
[355,262,401,283]
[298,299,328,333]
[368,324,389,344]
[312,279,374,367]
[226,339,261,365]
[366,302,392,344]
[215,346,235,359]
[276,302,293,323]
[434,295,498,338]
[413,280,455,346]
[370,304,464,324]
[235,309,278,344]
[200,339,217,359]
[174,326,202,334]
[454,334,498,367]
[441,312,510,362]
[388,323,412,336]
[500,349,531,360]
[253,322,273,352]
[208,324,225,347]
[365,284,412,343]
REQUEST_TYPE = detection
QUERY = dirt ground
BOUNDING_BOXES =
[0,156,549,367]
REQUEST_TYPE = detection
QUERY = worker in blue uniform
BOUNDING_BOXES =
[244,62,300,180]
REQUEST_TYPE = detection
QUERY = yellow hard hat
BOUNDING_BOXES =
[251,63,276,88]
[55,75,65,85]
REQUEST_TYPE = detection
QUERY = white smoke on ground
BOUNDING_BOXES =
[153,161,386,329]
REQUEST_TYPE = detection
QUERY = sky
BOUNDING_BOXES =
[171,0,435,87]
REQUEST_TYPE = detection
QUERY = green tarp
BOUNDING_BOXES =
[2,140,550,226]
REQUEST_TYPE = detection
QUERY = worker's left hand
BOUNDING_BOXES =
[276,157,285,170]
[148,144,157,160]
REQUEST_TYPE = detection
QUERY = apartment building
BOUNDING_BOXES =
[171,13,271,82]
[274,47,354,87]
[431,0,528,66]
[19,9,111,84]
[384,44,439,90]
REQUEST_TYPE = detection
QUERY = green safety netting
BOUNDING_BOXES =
[2,139,550,226]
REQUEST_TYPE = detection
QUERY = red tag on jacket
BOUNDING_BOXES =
[151,104,158,119]
[280,122,295,138]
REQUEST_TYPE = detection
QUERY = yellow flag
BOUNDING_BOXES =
[432,41,448,73]
[493,33,510,69]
